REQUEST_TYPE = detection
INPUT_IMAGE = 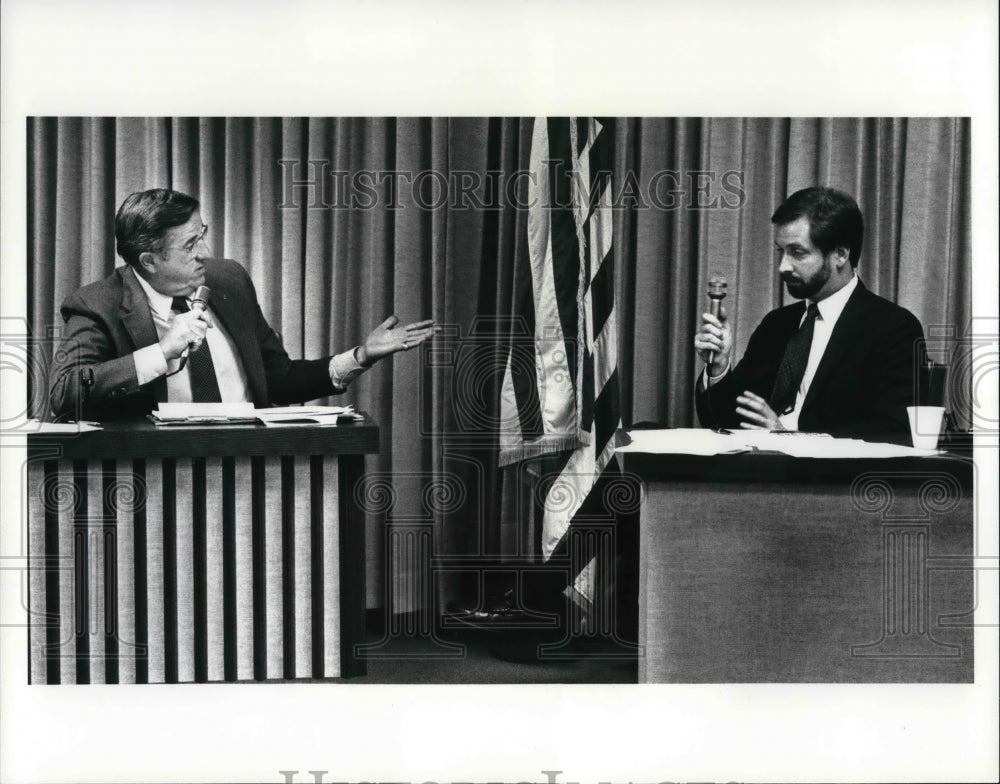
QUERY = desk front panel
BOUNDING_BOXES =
[635,456,975,683]
[27,451,363,684]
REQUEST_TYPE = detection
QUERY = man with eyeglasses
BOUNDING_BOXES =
[48,188,436,420]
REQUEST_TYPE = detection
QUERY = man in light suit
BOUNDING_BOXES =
[694,186,925,445]
[48,188,435,421]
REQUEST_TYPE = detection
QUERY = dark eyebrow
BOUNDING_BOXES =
[183,225,206,244]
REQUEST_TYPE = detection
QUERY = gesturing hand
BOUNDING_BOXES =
[735,391,787,431]
[356,315,437,367]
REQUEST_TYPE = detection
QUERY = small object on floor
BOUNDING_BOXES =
[445,588,518,619]
[443,589,558,630]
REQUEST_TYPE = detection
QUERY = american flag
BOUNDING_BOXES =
[499,117,620,605]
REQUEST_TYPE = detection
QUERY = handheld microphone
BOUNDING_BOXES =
[706,276,727,366]
[180,285,212,360]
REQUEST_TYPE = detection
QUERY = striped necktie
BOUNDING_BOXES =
[171,296,222,403]
[769,302,820,416]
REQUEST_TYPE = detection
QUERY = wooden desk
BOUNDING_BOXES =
[27,417,379,684]
[625,450,975,682]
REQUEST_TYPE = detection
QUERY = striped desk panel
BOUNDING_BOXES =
[28,455,342,684]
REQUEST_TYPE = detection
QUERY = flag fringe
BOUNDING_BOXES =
[498,435,587,468]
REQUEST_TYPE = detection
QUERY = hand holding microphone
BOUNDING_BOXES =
[181,286,212,360]
[693,276,732,375]
[160,285,214,362]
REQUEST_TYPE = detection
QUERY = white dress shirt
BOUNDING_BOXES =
[704,274,859,431]
[129,266,367,402]
[778,274,858,430]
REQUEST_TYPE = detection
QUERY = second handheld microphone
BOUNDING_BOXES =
[706,276,727,367]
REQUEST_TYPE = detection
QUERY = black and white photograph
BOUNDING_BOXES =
[1,3,997,784]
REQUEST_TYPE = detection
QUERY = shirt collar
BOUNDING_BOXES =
[130,265,180,319]
[812,273,857,324]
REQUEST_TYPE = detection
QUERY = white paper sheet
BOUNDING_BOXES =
[616,428,942,458]
[616,428,751,455]
[257,405,356,416]
[153,402,256,421]
[23,420,103,433]
[255,405,361,426]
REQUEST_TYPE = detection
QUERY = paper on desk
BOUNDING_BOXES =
[616,428,750,455]
[257,405,356,417]
[730,430,832,454]
[259,414,341,427]
[24,420,102,433]
[732,430,943,458]
[616,428,942,458]
[256,405,361,426]
[154,402,256,421]
[774,437,943,458]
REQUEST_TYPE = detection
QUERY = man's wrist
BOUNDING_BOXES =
[354,346,374,368]
[134,343,169,385]
[158,338,180,362]
[331,348,369,389]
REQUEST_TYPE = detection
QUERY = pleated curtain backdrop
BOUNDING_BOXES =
[27,117,971,612]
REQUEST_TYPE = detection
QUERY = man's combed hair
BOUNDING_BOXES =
[115,189,200,266]
[771,186,865,267]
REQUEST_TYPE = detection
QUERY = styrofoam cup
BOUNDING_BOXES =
[907,406,945,450]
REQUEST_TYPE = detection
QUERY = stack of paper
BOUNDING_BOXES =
[616,428,942,458]
[150,403,257,425]
[618,428,751,456]
[255,405,362,427]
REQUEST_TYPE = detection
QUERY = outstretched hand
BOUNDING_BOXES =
[357,315,437,366]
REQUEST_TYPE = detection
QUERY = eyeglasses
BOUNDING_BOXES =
[162,224,209,254]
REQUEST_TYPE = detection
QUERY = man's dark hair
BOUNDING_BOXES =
[771,186,864,267]
[115,189,200,266]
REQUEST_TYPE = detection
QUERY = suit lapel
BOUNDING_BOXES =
[120,266,159,348]
[777,301,807,343]
[801,280,869,413]
[119,266,168,402]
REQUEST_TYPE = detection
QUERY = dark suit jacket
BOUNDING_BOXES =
[48,258,338,420]
[695,280,925,445]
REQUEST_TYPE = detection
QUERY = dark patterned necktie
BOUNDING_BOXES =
[171,297,222,403]
[769,302,820,416]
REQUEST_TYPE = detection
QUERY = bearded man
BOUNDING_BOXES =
[693,186,925,445]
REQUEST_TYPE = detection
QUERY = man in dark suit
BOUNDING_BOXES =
[48,188,436,421]
[694,186,925,445]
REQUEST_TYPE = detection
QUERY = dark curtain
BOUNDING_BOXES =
[27,117,971,610]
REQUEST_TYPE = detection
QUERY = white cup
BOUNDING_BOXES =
[907,406,945,450]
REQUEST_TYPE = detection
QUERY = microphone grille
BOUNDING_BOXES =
[192,285,211,304]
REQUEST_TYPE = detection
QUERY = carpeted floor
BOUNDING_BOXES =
[343,616,638,684]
